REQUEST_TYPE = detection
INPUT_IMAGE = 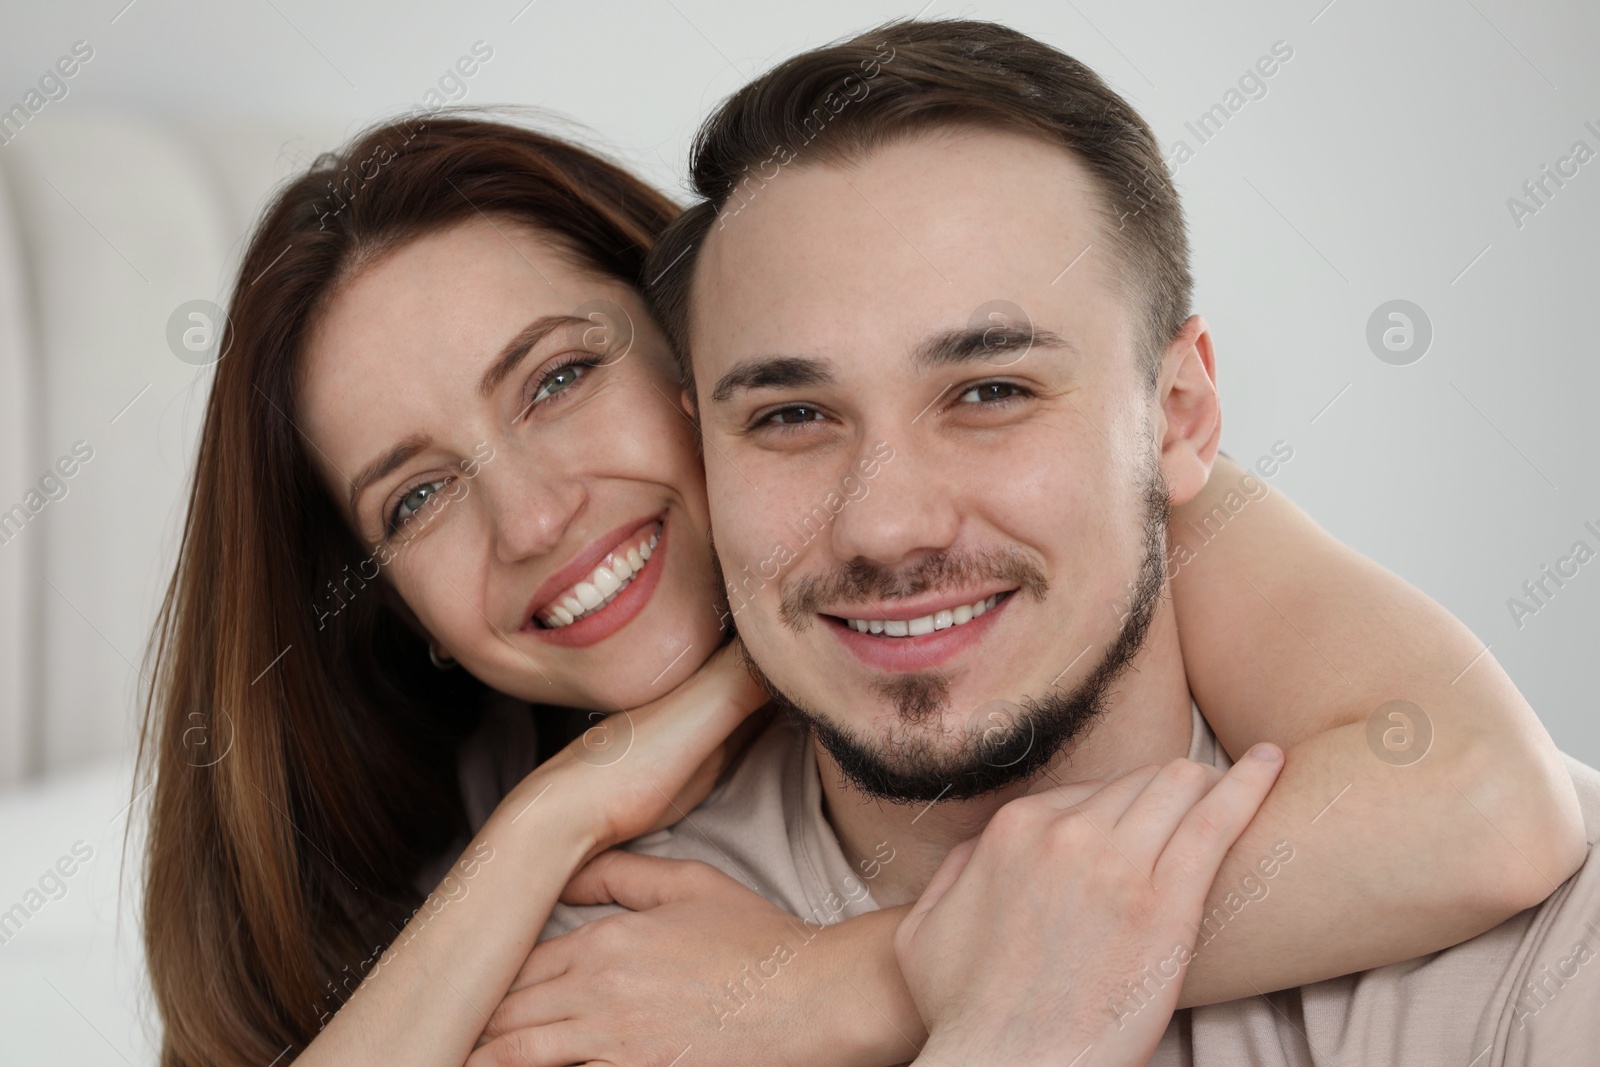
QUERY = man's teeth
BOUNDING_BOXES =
[844,594,1002,637]
[538,526,660,628]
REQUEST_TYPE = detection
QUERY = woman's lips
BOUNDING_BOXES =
[533,522,661,627]
[521,515,669,648]
[525,514,663,616]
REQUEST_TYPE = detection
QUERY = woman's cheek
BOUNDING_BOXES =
[394,540,474,644]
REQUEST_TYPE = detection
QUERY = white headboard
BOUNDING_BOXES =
[0,112,336,786]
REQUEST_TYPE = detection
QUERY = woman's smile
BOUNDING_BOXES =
[523,514,669,647]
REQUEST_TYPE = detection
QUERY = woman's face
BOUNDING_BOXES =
[298,216,724,710]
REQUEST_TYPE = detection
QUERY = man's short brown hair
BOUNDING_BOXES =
[644,17,1193,397]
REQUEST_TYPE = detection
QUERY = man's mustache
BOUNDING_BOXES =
[778,547,1050,631]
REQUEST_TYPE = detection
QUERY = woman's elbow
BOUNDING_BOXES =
[1450,729,1588,917]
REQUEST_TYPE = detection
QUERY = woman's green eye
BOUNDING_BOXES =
[390,479,448,533]
[534,363,588,403]
[958,382,1022,404]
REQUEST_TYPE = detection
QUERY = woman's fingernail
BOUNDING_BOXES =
[1250,742,1283,762]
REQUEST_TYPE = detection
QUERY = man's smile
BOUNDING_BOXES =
[823,589,1017,672]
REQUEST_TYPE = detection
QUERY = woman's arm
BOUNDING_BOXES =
[292,643,767,1067]
[1163,450,1585,1004]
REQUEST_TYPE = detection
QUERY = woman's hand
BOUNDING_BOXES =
[296,642,767,1067]
[471,851,904,1067]
[510,638,770,861]
[898,748,1284,1067]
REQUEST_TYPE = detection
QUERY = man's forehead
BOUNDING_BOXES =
[686,128,1115,374]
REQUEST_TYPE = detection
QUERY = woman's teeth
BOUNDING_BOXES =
[843,594,1002,638]
[538,525,661,629]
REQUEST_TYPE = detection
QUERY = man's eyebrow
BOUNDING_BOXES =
[349,433,431,515]
[477,314,591,398]
[709,356,836,403]
[707,329,1071,404]
[913,325,1072,371]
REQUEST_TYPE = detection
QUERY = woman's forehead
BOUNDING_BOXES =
[304,219,629,396]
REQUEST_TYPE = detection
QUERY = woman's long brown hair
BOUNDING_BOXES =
[135,112,679,1066]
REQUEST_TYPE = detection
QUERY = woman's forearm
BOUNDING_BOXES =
[813,906,924,1066]
[296,776,599,1067]
[1175,717,1541,1006]
[1168,452,1585,1002]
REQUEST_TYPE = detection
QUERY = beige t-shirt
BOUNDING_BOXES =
[460,702,1600,1065]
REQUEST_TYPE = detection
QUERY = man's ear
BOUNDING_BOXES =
[1154,314,1221,507]
[679,386,708,458]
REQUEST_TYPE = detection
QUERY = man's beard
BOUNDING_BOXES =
[730,461,1172,804]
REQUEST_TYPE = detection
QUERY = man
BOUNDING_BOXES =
[529,18,1600,1064]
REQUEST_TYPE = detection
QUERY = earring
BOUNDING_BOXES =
[428,643,457,670]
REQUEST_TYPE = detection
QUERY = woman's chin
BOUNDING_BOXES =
[475,655,699,714]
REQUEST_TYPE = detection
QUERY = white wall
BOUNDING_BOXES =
[0,0,1595,773]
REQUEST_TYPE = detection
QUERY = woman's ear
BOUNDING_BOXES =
[378,577,428,638]
[1154,314,1222,507]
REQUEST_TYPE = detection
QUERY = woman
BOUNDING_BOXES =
[137,111,1582,1067]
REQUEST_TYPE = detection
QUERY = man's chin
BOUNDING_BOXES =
[772,688,1090,804]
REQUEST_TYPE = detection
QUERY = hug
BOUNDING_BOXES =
[136,17,1600,1067]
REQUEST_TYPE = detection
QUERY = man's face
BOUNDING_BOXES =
[690,128,1189,797]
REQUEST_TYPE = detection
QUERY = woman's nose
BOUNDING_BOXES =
[480,461,587,566]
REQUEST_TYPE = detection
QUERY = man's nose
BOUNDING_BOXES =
[827,440,960,567]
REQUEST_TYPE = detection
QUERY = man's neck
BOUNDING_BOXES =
[816,605,1194,906]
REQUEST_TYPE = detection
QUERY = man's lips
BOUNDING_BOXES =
[820,587,1016,629]
[825,589,1015,671]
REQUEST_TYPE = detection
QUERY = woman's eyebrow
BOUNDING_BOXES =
[347,314,593,514]
[349,433,431,514]
[477,314,590,397]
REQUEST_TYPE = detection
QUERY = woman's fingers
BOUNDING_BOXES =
[592,639,759,765]
[485,976,578,1040]
[464,1020,588,1067]
[508,930,574,992]
[559,850,729,909]
[566,639,771,846]
[638,638,765,738]
[1154,743,1284,891]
